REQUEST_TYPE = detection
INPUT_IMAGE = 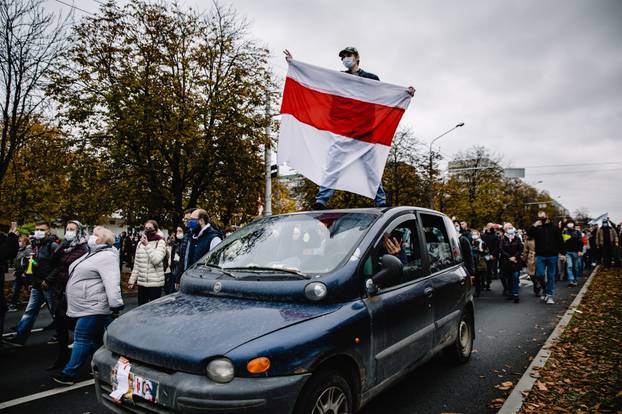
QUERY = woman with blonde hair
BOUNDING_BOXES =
[53,226,123,385]
[128,220,166,305]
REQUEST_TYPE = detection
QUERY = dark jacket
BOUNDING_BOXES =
[499,236,524,273]
[459,235,475,276]
[481,230,500,258]
[175,231,192,284]
[186,226,223,270]
[561,229,583,254]
[527,222,563,257]
[344,68,379,81]
[0,232,19,274]
[31,236,60,288]
[52,242,89,298]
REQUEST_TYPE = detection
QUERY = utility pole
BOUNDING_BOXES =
[427,122,465,209]
[263,86,272,216]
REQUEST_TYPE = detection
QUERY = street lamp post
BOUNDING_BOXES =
[427,122,464,209]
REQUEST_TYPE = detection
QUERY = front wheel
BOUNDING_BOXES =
[442,309,474,364]
[294,369,352,414]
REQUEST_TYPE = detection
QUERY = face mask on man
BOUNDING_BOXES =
[342,56,355,70]
[176,232,184,240]
[507,228,516,239]
[188,218,200,231]
[567,223,575,229]
[65,231,77,241]
[34,230,46,240]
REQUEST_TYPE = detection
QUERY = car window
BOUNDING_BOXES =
[420,213,454,273]
[367,219,424,288]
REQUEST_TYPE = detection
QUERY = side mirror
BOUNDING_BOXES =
[366,254,404,295]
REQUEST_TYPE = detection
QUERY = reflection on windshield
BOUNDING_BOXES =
[199,212,378,275]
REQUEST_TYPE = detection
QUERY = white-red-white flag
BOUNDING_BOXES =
[278,59,412,199]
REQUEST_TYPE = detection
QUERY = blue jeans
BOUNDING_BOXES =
[536,256,557,296]
[565,252,579,283]
[510,270,520,297]
[316,184,386,207]
[14,287,56,343]
[62,315,112,378]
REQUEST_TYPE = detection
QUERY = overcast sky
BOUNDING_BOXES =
[51,0,622,222]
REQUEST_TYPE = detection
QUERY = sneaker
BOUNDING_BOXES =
[68,342,74,349]
[546,296,555,305]
[568,282,577,287]
[47,336,59,345]
[540,294,547,301]
[513,296,520,303]
[7,304,18,312]
[52,373,76,386]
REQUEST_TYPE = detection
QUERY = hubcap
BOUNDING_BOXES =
[312,385,349,414]
[459,319,472,356]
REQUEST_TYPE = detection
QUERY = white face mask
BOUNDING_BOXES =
[176,233,183,240]
[88,235,99,248]
[34,230,46,240]
[567,223,575,229]
[65,231,77,241]
[342,56,355,69]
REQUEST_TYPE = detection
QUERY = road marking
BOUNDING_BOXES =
[0,379,95,409]
[2,328,43,337]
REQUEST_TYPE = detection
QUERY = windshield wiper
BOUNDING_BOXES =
[224,266,310,279]
[198,263,236,279]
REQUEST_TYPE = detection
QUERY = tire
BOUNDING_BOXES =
[294,369,353,414]
[442,309,474,364]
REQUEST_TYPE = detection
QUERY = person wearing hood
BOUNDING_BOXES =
[185,209,223,269]
[499,226,524,303]
[596,219,619,268]
[7,221,59,347]
[47,220,89,370]
[128,220,167,305]
[53,226,123,385]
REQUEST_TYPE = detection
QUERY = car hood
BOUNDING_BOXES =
[105,293,342,374]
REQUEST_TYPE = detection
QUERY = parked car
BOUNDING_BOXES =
[92,207,474,414]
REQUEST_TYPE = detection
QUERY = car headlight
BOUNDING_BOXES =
[206,358,234,383]
[305,282,328,301]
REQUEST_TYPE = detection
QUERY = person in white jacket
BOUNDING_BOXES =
[53,226,123,386]
[128,220,167,305]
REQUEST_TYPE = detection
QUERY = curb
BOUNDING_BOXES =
[497,266,599,414]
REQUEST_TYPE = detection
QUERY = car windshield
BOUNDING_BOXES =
[198,212,379,276]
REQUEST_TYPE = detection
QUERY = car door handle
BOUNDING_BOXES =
[424,287,434,298]
[459,276,467,286]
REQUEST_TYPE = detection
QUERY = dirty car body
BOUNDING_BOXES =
[92,207,474,413]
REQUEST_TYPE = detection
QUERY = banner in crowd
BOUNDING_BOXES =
[278,59,412,199]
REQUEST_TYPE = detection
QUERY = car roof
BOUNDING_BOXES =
[272,206,447,217]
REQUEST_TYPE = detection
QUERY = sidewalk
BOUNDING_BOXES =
[507,267,622,413]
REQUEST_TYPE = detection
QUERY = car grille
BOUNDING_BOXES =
[97,380,175,414]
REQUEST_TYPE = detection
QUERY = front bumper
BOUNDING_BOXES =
[92,347,311,413]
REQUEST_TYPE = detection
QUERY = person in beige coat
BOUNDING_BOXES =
[128,220,167,305]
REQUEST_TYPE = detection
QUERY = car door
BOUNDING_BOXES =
[418,212,468,348]
[361,214,434,385]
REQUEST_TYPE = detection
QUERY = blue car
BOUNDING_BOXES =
[92,207,474,413]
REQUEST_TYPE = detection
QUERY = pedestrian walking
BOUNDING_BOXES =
[481,223,499,292]
[596,220,619,268]
[128,220,167,305]
[8,235,32,311]
[47,220,89,370]
[52,226,123,385]
[527,211,563,305]
[561,220,582,287]
[471,230,484,296]
[6,222,59,346]
[521,233,541,296]
[499,226,523,303]
[164,226,184,294]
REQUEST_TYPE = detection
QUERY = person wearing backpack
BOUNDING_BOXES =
[128,220,166,305]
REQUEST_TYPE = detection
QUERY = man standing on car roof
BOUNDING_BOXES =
[283,47,415,210]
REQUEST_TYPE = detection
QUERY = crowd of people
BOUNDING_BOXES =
[454,211,621,304]
[0,207,224,385]
[0,207,620,386]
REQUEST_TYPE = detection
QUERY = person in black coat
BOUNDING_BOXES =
[0,223,19,336]
[499,227,524,303]
[481,223,500,292]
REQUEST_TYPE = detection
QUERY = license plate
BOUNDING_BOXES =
[110,357,159,404]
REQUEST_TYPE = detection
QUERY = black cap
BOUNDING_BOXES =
[338,46,358,58]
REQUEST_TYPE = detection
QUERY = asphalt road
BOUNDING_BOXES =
[0,273,587,414]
